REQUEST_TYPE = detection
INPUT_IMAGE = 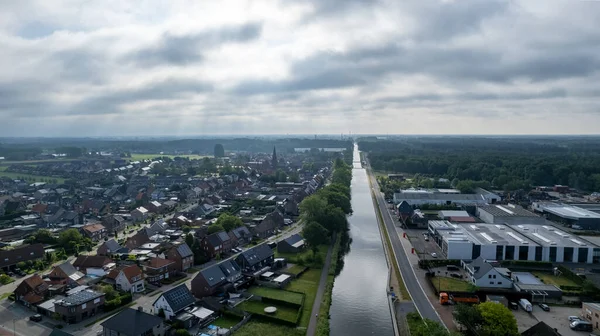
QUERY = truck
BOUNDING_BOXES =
[519,298,532,312]
[439,292,480,305]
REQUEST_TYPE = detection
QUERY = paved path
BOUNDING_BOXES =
[306,242,334,336]
[364,156,447,327]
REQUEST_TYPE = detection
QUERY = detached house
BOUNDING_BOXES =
[252,211,284,239]
[202,231,232,258]
[152,284,196,320]
[48,262,84,286]
[228,226,252,247]
[101,307,165,336]
[72,255,114,276]
[463,257,513,289]
[131,207,149,223]
[80,223,107,242]
[277,234,305,254]
[166,243,194,273]
[97,239,128,256]
[143,257,175,284]
[14,274,49,307]
[105,265,145,294]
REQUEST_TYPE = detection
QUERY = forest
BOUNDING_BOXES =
[359,136,600,192]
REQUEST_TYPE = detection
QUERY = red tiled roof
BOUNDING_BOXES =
[22,292,44,304]
[122,265,143,282]
[145,257,174,269]
[31,203,47,213]
[82,223,106,233]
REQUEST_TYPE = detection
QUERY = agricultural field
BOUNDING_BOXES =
[129,154,211,161]
[248,287,304,305]
[0,171,65,183]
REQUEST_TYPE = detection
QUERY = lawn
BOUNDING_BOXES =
[0,171,65,183]
[248,287,304,305]
[285,265,308,276]
[432,277,474,292]
[234,321,304,336]
[275,245,328,268]
[532,272,582,288]
[212,315,241,328]
[129,154,211,161]
[239,300,299,324]
[286,268,321,327]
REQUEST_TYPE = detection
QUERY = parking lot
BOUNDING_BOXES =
[513,304,585,336]
[405,228,443,259]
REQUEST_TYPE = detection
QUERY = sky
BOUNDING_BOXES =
[1,0,600,136]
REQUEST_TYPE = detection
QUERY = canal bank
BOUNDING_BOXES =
[329,144,394,336]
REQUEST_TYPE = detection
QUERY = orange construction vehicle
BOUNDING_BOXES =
[439,292,480,305]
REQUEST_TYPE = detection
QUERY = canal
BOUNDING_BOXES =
[329,144,394,336]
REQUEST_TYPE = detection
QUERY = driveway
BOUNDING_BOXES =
[0,299,52,336]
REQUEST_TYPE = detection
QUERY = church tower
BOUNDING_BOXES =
[272,146,278,168]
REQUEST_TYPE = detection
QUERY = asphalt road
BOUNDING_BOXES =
[306,242,333,336]
[364,158,445,326]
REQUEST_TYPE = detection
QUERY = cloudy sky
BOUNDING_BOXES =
[1,0,600,136]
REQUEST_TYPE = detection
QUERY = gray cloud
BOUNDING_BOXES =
[127,22,262,67]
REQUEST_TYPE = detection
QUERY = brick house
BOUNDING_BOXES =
[48,262,84,286]
[14,274,49,307]
[80,223,107,242]
[201,231,232,258]
[0,243,45,270]
[166,243,194,273]
[54,289,105,323]
[142,257,175,284]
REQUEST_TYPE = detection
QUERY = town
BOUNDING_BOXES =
[0,138,352,336]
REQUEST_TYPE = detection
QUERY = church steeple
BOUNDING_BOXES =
[272,146,278,168]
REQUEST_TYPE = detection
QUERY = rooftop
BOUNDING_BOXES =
[443,223,540,247]
[438,210,470,218]
[478,204,539,218]
[101,308,163,335]
[536,202,600,219]
[514,224,598,248]
[56,289,103,306]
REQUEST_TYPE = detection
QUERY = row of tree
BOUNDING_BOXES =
[301,158,353,249]
[360,138,600,192]
[25,228,94,255]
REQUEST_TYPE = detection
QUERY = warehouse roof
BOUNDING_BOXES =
[478,204,539,218]
[535,202,600,220]
[513,224,597,248]
[454,223,539,247]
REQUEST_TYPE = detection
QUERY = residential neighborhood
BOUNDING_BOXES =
[0,145,339,336]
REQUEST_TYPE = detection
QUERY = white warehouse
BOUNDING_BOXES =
[429,221,599,264]
[477,204,546,225]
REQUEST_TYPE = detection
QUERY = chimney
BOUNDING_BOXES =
[138,306,143,312]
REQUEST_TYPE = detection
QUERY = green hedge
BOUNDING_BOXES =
[560,285,583,291]
[558,265,585,285]
[104,293,133,312]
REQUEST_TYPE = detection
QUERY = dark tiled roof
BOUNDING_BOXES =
[101,308,163,335]
[283,234,303,246]
[57,261,79,276]
[198,264,227,287]
[176,243,193,258]
[154,284,195,314]
[238,244,273,267]
[521,321,561,336]
[231,226,250,239]
[73,255,111,269]
[217,231,230,242]
[218,260,241,278]
[104,239,122,252]
[206,233,222,247]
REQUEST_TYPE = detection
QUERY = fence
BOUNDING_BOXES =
[223,314,252,336]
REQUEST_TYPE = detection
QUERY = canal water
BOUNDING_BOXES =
[329,144,394,336]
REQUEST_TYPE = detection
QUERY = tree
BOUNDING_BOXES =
[175,329,191,336]
[318,189,351,214]
[477,301,518,336]
[215,213,243,232]
[214,144,225,158]
[302,222,329,247]
[207,224,224,234]
[58,229,92,254]
[299,195,328,223]
[26,229,57,245]
[185,233,195,248]
[453,304,483,335]
[100,285,117,300]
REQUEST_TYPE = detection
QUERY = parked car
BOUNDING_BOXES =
[538,303,550,311]
[509,302,518,310]
[424,237,429,241]
[7,272,14,277]
[29,314,42,322]
[569,316,581,322]
[571,320,592,332]
[431,252,438,258]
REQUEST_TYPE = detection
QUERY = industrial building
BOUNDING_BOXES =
[532,202,600,230]
[393,188,495,206]
[477,204,546,225]
[429,221,599,263]
[512,224,598,263]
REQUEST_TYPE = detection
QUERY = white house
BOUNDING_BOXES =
[152,284,196,320]
[131,206,149,223]
[462,257,513,289]
[106,265,145,294]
